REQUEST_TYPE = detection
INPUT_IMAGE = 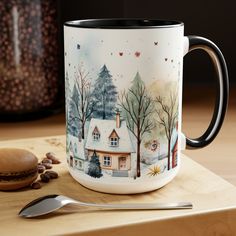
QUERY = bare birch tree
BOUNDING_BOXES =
[72,64,96,139]
[119,72,155,177]
[155,90,178,170]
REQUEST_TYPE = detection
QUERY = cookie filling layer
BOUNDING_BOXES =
[0,168,37,181]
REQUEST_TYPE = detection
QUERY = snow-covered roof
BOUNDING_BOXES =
[85,118,135,153]
[68,134,86,160]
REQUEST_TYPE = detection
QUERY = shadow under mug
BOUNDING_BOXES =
[64,19,229,194]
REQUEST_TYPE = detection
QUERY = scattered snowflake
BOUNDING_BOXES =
[154,42,158,46]
[77,44,80,49]
[119,52,123,56]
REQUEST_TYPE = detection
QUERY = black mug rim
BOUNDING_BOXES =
[64,18,184,29]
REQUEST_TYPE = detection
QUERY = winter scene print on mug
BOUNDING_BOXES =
[64,19,229,194]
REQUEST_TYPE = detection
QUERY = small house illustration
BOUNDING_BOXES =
[68,134,85,171]
[85,111,136,177]
[172,137,178,168]
[171,122,178,169]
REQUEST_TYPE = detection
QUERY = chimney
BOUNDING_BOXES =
[116,110,120,128]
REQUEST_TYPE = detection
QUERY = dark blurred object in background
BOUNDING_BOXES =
[0,0,63,121]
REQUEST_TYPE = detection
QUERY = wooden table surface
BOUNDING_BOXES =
[1,135,236,236]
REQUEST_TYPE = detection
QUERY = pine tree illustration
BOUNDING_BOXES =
[92,65,117,119]
[65,71,71,109]
[131,72,145,92]
[87,150,103,178]
[71,84,80,106]
[65,71,72,125]
[67,84,80,136]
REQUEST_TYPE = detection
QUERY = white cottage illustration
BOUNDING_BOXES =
[85,111,136,177]
[68,134,86,171]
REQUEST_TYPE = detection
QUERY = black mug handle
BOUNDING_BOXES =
[184,36,229,149]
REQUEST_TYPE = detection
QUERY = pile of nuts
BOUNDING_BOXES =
[0,0,60,113]
[31,152,61,189]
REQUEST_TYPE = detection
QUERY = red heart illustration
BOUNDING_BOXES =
[119,52,123,56]
[135,51,141,57]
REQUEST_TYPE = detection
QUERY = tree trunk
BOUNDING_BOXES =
[167,139,171,170]
[102,93,106,120]
[81,123,85,139]
[137,139,141,177]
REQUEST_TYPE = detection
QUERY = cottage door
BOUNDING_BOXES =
[119,157,126,170]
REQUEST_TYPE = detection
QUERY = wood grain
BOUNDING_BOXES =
[0,136,236,235]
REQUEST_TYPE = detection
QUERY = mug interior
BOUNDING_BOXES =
[64,18,183,29]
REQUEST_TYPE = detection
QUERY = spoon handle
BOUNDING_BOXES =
[75,201,193,210]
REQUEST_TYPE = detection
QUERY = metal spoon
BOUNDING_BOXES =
[19,194,193,218]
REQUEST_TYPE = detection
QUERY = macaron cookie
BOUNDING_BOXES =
[0,148,38,190]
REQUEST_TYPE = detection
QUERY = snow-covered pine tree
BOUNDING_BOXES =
[65,71,71,110]
[87,150,103,178]
[71,84,80,106]
[130,71,145,94]
[67,84,80,136]
[65,71,71,125]
[92,65,117,119]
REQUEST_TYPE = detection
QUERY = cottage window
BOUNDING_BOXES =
[93,126,100,141]
[74,144,77,154]
[110,137,118,147]
[79,161,82,168]
[103,156,111,166]
[69,142,73,152]
[93,132,100,141]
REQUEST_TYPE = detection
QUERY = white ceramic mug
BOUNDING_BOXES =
[64,19,229,194]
